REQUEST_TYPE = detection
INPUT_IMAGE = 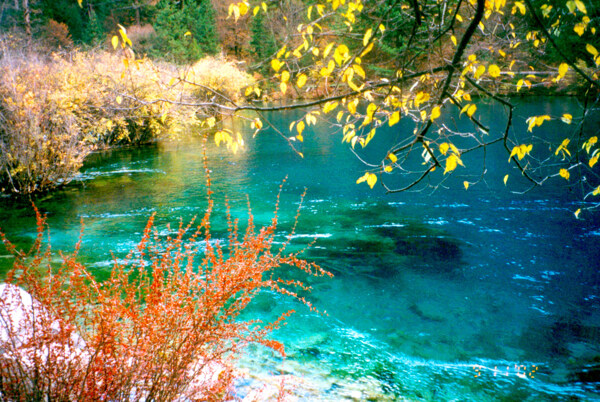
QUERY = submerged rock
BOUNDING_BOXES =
[571,363,600,383]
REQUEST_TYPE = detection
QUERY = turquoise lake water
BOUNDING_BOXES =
[1,98,599,400]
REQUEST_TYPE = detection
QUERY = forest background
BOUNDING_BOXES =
[1,0,599,203]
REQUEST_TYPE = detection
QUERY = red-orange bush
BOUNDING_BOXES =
[0,189,330,400]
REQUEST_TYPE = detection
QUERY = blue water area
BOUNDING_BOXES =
[1,98,599,400]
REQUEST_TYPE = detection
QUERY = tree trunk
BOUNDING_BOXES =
[22,0,31,36]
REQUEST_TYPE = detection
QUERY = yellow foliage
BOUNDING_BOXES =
[444,154,464,174]
[0,47,226,194]
[356,172,377,188]
[509,144,533,161]
[526,115,551,132]
[488,64,501,78]
[185,57,254,102]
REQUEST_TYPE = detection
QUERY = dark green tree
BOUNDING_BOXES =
[249,6,277,73]
[150,0,218,64]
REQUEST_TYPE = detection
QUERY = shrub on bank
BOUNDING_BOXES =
[0,189,330,400]
[0,37,254,195]
[0,48,177,193]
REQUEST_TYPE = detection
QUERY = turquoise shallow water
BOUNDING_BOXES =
[1,98,600,400]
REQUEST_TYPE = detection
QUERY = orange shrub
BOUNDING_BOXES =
[0,180,330,400]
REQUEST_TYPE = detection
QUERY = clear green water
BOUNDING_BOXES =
[1,98,599,400]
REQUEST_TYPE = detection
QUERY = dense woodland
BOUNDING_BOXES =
[1,0,597,69]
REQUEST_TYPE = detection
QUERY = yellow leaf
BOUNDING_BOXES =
[111,35,119,50]
[388,153,398,163]
[561,114,573,124]
[526,115,551,132]
[253,118,263,130]
[323,42,335,58]
[77,0,82,7]
[116,95,123,105]
[555,138,571,158]
[356,172,368,184]
[574,0,587,14]
[297,134,304,142]
[583,136,597,153]
[253,6,260,16]
[590,155,598,168]
[231,4,240,22]
[276,46,287,59]
[348,100,357,115]
[297,121,305,136]
[558,63,569,79]
[280,82,287,94]
[574,23,585,36]
[367,173,377,188]
[366,103,377,118]
[504,174,509,185]
[353,64,366,79]
[363,28,373,46]
[559,168,570,180]
[513,1,526,15]
[360,42,374,58]
[467,104,477,117]
[586,43,598,57]
[451,35,457,46]
[262,2,267,12]
[575,208,581,219]
[334,44,349,66]
[389,111,400,127]
[239,1,249,15]
[206,116,216,128]
[488,64,501,78]
[516,79,524,92]
[430,106,441,121]
[474,64,486,79]
[414,91,430,107]
[297,74,307,88]
[323,101,338,114]
[509,144,533,161]
[281,70,290,83]
[328,59,335,74]
[593,186,600,196]
[464,181,470,190]
[384,166,393,172]
[463,93,472,101]
[439,143,450,155]
[271,59,282,72]
[444,154,461,174]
